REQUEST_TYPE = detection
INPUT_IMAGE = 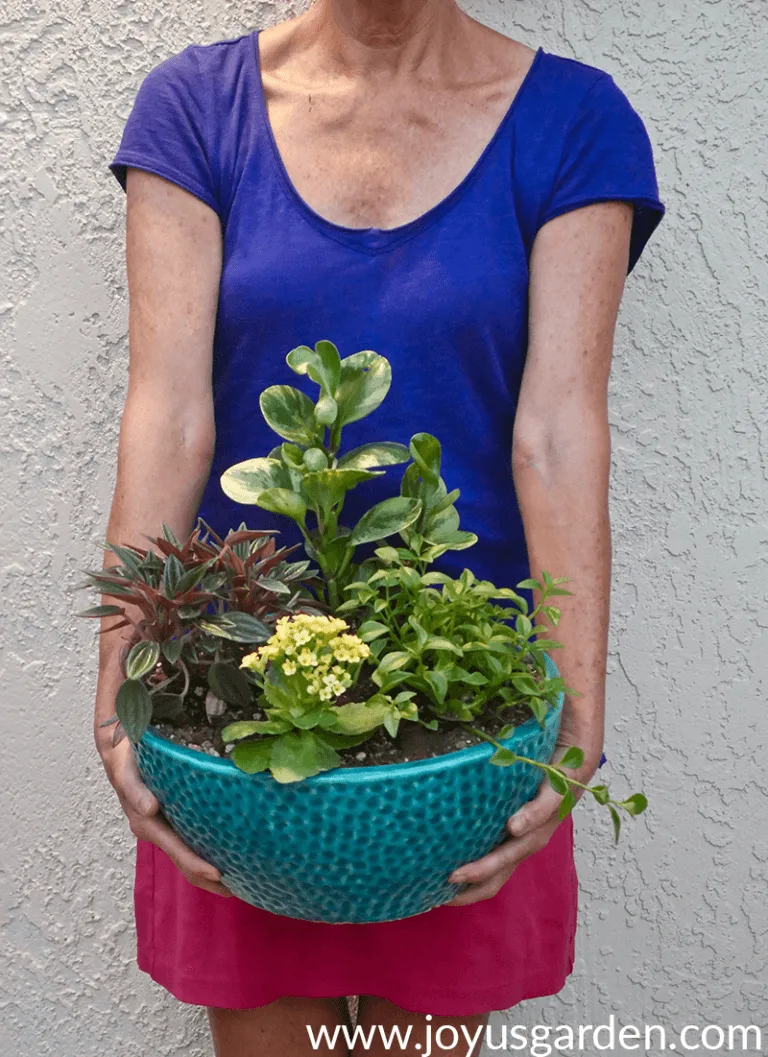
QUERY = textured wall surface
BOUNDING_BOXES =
[1,1,765,1054]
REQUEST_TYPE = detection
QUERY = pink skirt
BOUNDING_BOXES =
[134,815,577,1016]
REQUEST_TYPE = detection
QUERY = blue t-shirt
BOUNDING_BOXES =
[109,30,665,599]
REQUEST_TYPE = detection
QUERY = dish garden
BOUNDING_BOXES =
[80,341,645,921]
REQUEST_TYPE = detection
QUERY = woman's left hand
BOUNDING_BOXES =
[444,742,601,906]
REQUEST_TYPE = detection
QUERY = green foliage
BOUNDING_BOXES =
[79,521,321,745]
[340,560,569,728]
[214,340,648,836]
[115,679,152,743]
[220,341,475,608]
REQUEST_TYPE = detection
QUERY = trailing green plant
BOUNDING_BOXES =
[220,341,475,608]
[79,521,321,746]
[340,561,646,837]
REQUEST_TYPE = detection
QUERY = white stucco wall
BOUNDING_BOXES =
[2,1,765,1054]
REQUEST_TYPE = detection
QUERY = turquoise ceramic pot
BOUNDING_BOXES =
[135,653,563,923]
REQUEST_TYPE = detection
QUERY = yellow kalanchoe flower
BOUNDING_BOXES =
[240,613,370,702]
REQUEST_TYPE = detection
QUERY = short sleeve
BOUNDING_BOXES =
[109,47,220,215]
[538,72,665,274]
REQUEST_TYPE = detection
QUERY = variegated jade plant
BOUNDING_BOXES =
[219,342,476,609]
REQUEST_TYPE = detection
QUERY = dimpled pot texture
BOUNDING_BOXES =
[134,653,564,923]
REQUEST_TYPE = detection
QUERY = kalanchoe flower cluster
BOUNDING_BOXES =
[242,613,370,702]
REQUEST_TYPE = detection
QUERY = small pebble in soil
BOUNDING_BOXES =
[355,752,366,761]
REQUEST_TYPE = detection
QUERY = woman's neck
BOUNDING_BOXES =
[299,0,463,73]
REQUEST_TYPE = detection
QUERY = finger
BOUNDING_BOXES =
[445,874,510,907]
[132,812,234,898]
[448,838,520,886]
[109,741,160,817]
[446,829,558,905]
[110,743,233,897]
[449,818,560,886]
[118,767,160,819]
[506,781,563,838]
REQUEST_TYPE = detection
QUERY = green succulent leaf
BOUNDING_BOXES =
[149,693,185,722]
[161,523,181,547]
[313,339,342,388]
[254,487,307,524]
[422,503,460,543]
[315,730,370,750]
[260,385,318,445]
[173,561,215,597]
[374,651,411,675]
[314,392,338,426]
[287,340,342,395]
[257,578,293,596]
[510,674,538,695]
[277,442,303,468]
[409,432,442,483]
[269,730,341,784]
[301,468,382,512]
[423,636,462,655]
[222,719,292,741]
[162,554,184,596]
[349,496,422,546]
[334,351,392,426]
[220,457,292,505]
[302,447,328,471]
[338,442,411,470]
[231,739,273,774]
[328,699,392,736]
[104,543,144,576]
[262,665,298,711]
[115,678,152,743]
[429,488,461,517]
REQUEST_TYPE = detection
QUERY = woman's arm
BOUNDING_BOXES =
[95,169,230,896]
[447,199,633,904]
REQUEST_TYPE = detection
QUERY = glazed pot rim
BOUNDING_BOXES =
[137,654,563,786]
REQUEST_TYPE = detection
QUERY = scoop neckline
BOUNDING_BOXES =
[249,29,545,253]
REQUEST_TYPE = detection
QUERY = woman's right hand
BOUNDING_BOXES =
[97,731,233,899]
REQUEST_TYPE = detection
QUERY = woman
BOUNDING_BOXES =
[97,1,665,1053]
